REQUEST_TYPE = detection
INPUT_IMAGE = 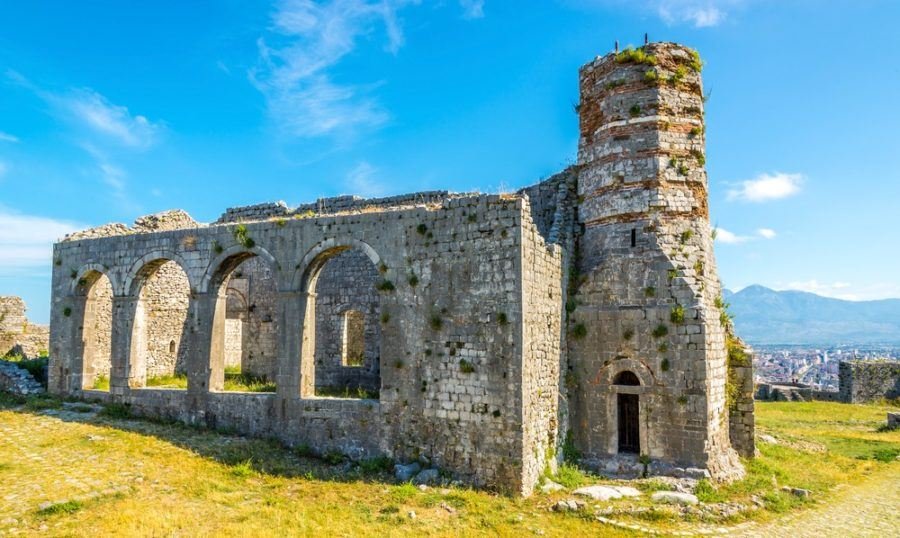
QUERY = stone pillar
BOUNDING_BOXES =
[276,290,303,401]
[298,292,317,398]
[569,43,744,480]
[111,296,139,395]
[193,291,224,393]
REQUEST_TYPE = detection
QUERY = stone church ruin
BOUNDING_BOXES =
[49,43,753,495]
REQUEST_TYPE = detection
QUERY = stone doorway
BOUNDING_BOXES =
[617,392,640,454]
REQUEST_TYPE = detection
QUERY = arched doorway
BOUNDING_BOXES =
[75,270,113,391]
[614,370,640,454]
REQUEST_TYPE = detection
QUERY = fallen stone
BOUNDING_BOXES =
[413,468,440,485]
[782,486,810,498]
[611,486,642,497]
[540,480,565,493]
[573,485,622,501]
[651,491,698,505]
[684,467,711,480]
[394,462,421,482]
[407,510,416,519]
[552,499,583,512]
[759,434,779,444]
[887,412,900,430]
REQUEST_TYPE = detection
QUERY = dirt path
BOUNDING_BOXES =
[732,465,900,538]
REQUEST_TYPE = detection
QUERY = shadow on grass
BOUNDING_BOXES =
[0,393,399,485]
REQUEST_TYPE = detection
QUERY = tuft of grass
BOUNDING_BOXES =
[24,395,62,411]
[429,313,443,331]
[459,359,475,374]
[231,459,256,478]
[37,500,83,516]
[652,324,668,338]
[376,280,395,292]
[670,305,685,324]
[99,402,132,419]
[629,104,641,117]
[615,46,658,66]
[358,456,394,475]
[497,312,508,325]
[553,463,590,488]
[92,375,110,391]
[623,328,634,340]
[232,224,255,249]
[644,286,656,297]
[224,371,276,393]
[146,374,189,389]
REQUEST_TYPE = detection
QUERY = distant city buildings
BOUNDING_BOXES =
[752,344,900,390]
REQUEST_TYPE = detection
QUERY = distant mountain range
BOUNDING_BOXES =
[724,285,900,345]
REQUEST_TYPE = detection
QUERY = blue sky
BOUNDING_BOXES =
[1,0,899,323]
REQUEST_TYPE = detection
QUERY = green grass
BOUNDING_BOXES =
[146,374,188,389]
[91,375,110,391]
[315,385,379,399]
[0,397,897,536]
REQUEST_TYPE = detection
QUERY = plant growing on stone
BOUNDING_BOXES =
[233,224,255,249]
[690,149,706,166]
[376,280,395,292]
[689,126,703,137]
[212,240,224,254]
[623,328,634,340]
[652,324,668,338]
[62,306,72,317]
[661,358,670,372]
[416,224,428,235]
[380,312,390,324]
[629,104,641,117]
[429,313,443,331]
[615,46,657,66]
[570,323,587,339]
[643,69,659,83]
[670,305,685,324]
[497,312,508,325]
[459,359,475,374]
[408,273,419,287]
[638,454,651,478]
[644,286,656,297]
[680,230,694,243]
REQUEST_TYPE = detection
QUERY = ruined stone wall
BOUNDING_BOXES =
[1,296,49,359]
[223,257,279,379]
[520,204,565,492]
[49,194,541,493]
[216,191,461,224]
[314,249,381,393]
[140,261,191,378]
[568,43,743,480]
[728,365,755,457]
[83,275,113,384]
[839,360,900,403]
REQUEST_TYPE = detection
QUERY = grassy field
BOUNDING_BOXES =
[0,395,896,537]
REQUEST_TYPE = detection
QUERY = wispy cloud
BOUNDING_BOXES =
[0,208,86,276]
[715,227,777,244]
[0,131,19,143]
[580,0,745,28]
[250,0,419,139]
[459,0,485,19]
[6,70,162,149]
[726,172,803,203]
[345,161,386,197]
[65,89,161,148]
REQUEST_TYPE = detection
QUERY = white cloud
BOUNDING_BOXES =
[459,0,485,19]
[714,227,749,244]
[757,228,776,239]
[0,131,19,143]
[251,0,419,139]
[0,209,86,276]
[64,89,161,149]
[345,161,386,197]
[726,172,803,203]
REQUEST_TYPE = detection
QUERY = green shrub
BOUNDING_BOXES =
[497,312,508,325]
[323,451,345,465]
[231,459,255,478]
[554,463,589,488]
[416,224,428,235]
[643,69,659,83]
[24,395,62,411]
[652,324,668,338]
[37,500,83,516]
[459,359,475,374]
[661,358,670,372]
[644,286,656,297]
[562,430,580,464]
[570,323,587,339]
[429,314,443,331]
[232,224,255,249]
[670,305,685,324]
[629,104,641,117]
[359,456,394,475]
[407,274,419,287]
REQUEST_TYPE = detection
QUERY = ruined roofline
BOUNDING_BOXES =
[59,191,535,244]
[579,41,700,74]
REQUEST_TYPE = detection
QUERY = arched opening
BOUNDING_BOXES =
[300,247,381,399]
[129,260,191,389]
[614,370,641,454]
[209,254,278,392]
[77,271,113,391]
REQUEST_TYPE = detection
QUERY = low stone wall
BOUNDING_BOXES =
[1,296,50,359]
[0,360,45,396]
[839,360,900,403]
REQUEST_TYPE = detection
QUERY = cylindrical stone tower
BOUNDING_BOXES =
[568,42,744,480]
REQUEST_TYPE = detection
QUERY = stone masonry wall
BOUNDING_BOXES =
[0,296,50,360]
[140,261,192,378]
[224,256,279,379]
[839,360,900,403]
[49,194,542,493]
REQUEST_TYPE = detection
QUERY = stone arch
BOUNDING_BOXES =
[296,239,383,400]
[71,266,114,391]
[200,244,278,294]
[600,358,655,389]
[205,247,279,392]
[70,263,120,297]
[125,254,193,389]
[123,250,194,297]
[293,238,381,293]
